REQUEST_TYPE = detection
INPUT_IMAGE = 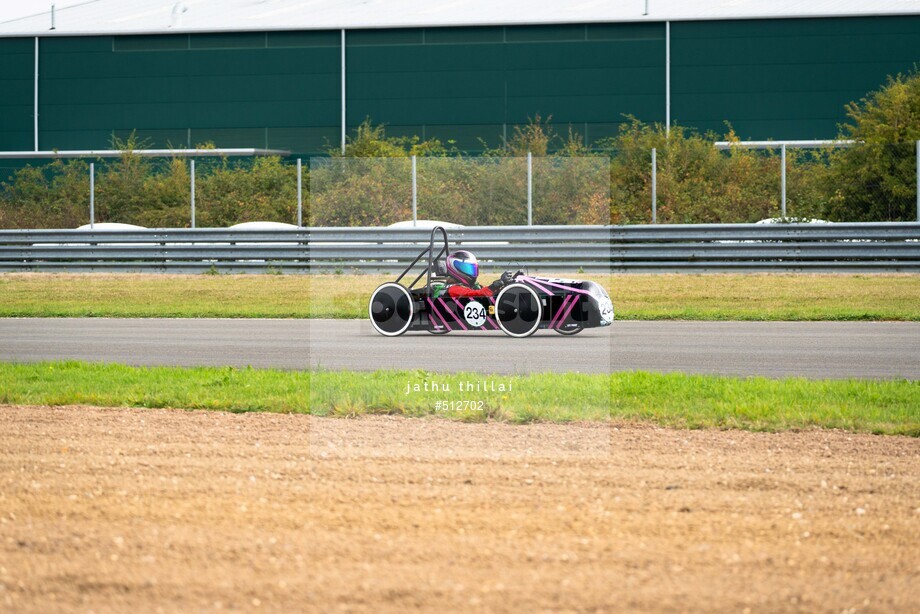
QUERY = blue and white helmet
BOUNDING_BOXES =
[446,250,478,286]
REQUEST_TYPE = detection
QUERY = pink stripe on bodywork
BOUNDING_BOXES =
[427,298,451,331]
[554,296,580,330]
[531,278,594,296]
[518,275,555,296]
[438,298,467,330]
[549,295,571,329]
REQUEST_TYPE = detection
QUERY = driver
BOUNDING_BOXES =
[440,250,516,298]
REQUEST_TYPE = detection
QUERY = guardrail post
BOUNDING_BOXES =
[190,159,196,229]
[781,143,787,218]
[411,154,417,227]
[296,157,303,227]
[916,140,919,222]
[651,147,657,224]
[89,162,94,229]
[527,151,533,226]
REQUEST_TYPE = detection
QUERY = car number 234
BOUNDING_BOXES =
[463,302,487,327]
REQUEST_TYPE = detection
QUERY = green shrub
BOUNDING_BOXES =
[821,68,920,221]
[600,121,782,224]
[0,159,89,228]
[198,156,297,227]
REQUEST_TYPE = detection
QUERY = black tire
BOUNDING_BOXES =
[555,326,584,335]
[368,283,413,336]
[495,283,542,338]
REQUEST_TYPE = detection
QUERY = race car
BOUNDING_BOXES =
[369,226,614,338]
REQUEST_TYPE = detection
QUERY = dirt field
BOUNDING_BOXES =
[1,405,917,612]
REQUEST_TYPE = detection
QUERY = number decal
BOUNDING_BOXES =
[463,302,487,327]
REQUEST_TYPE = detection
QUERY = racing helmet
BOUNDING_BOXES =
[446,250,479,286]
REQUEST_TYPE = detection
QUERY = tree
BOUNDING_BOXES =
[824,67,920,221]
[332,118,449,158]
[0,160,89,228]
[598,119,781,224]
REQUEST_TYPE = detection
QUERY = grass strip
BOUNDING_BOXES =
[0,361,916,435]
[0,273,918,321]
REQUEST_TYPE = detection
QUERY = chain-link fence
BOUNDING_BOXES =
[417,157,528,225]
[309,157,411,227]
[310,156,609,227]
[705,141,919,224]
[190,156,299,228]
[613,142,919,225]
[0,159,92,229]
[0,155,304,229]
[795,142,919,223]
[1,143,918,229]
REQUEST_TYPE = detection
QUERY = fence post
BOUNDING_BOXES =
[296,157,303,227]
[781,143,787,218]
[651,148,657,224]
[916,140,919,222]
[527,151,533,226]
[89,162,94,229]
[411,154,417,227]
[190,159,195,229]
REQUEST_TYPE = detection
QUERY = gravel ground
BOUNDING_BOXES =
[1,405,917,612]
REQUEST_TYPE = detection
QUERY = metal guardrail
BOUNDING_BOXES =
[0,223,918,273]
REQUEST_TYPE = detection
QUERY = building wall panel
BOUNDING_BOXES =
[347,25,666,149]
[0,16,917,155]
[36,34,340,152]
[0,38,35,150]
[671,16,920,139]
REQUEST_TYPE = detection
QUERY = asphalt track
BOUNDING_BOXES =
[1,318,918,378]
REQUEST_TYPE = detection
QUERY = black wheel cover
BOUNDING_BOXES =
[496,284,542,337]
[370,284,413,335]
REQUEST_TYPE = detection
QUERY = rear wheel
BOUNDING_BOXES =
[369,283,413,336]
[495,283,542,338]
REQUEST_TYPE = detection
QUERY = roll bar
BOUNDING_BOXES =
[394,226,451,295]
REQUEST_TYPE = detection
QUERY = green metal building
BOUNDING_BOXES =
[1,1,919,155]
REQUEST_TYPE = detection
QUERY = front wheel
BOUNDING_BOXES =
[495,283,543,338]
[368,283,414,336]
[554,326,584,336]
